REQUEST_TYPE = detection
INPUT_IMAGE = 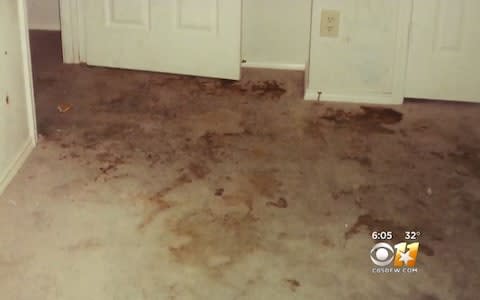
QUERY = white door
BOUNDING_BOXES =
[0,0,37,195]
[84,0,242,80]
[406,0,480,102]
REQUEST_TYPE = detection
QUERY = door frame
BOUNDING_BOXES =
[0,0,37,194]
[19,0,37,142]
[304,0,413,104]
[60,0,86,63]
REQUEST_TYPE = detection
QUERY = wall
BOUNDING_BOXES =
[305,0,411,104]
[0,0,37,194]
[27,0,61,30]
[242,0,311,69]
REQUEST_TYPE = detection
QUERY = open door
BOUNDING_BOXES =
[406,0,480,102]
[83,0,242,80]
[0,0,37,195]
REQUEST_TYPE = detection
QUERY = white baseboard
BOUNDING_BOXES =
[242,61,305,71]
[0,138,35,196]
[28,23,61,31]
[304,89,404,105]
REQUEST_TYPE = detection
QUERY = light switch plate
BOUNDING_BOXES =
[320,9,340,37]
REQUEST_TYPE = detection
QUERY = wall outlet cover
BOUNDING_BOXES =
[320,9,340,37]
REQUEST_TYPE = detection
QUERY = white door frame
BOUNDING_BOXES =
[0,0,37,194]
[60,0,86,63]
[304,0,413,104]
[19,0,37,141]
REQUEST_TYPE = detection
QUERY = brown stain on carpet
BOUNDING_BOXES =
[138,197,172,230]
[169,211,260,274]
[285,279,301,292]
[188,162,211,179]
[304,119,327,142]
[250,80,287,99]
[321,106,403,134]
[137,174,192,230]
[143,76,286,99]
[448,145,480,178]
[249,171,282,199]
[339,154,372,167]
[420,243,435,257]
[266,197,288,208]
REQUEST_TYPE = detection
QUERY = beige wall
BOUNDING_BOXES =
[27,0,61,30]
[242,0,311,68]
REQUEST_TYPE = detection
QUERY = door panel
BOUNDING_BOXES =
[84,0,241,79]
[106,0,150,28]
[0,0,36,194]
[406,0,480,102]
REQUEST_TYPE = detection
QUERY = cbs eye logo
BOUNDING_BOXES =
[370,242,420,267]
[370,242,395,266]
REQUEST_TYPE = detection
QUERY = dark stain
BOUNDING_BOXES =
[339,154,372,167]
[215,188,224,196]
[250,80,287,99]
[94,155,125,180]
[145,152,163,168]
[138,196,171,230]
[138,174,192,230]
[135,76,285,101]
[188,162,210,179]
[420,243,435,257]
[321,106,403,134]
[96,152,125,165]
[331,189,354,201]
[360,106,403,124]
[331,185,374,208]
[195,132,224,163]
[285,279,301,292]
[169,211,260,274]
[69,151,80,159]
[446,177,464,189]
[430,151,445,160]
[83,123,145,149]
[266,197,288,208]
[303,119,327,142]
[321,237,335,248]
[97,164,116,176]
[448,145,480,178]
[218,79,249,95]
[249,171,281,199]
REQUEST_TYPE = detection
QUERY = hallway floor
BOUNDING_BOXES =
[1,31,479,299]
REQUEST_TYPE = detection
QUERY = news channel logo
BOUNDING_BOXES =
[370,242,420,273]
